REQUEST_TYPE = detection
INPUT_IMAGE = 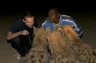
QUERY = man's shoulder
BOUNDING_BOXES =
[42,18,50,26]
[10,19,24,30]
[60,15,72,20]
[42,20,48,26]
[13,19,24,25]
[60,15,75,22]
[16,18,23,23]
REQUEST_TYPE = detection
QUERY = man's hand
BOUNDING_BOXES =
[21,30,29,35]
[56,24,61,28]
[55,24,63,32]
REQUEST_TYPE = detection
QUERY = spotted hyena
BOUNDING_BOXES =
[28,28,51,63]
[47,25,96,63]
[28,26,96,63]
[62,25,96,63]
[47,28,80,63]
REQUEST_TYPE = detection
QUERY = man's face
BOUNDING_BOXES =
[48,10,59,23]
[24,17,34,27]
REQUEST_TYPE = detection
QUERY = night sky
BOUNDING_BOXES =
[0,0,96,15]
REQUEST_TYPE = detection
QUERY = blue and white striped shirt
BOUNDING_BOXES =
[42,15,83,37]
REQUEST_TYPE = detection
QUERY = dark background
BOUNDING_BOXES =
[0,0,96,14]
[0,1,96,63]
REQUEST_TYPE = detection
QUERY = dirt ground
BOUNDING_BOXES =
[0,12,96,63]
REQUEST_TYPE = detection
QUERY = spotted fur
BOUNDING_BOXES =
[28,28,51,63]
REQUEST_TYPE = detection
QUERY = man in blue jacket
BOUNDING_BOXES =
[42,8,83,38]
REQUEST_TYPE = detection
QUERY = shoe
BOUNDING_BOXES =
[19,57,27,63]
[13,53,21,60]
[16,54,21,60]
[17,55,21,60]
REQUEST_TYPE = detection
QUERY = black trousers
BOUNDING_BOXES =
[8,36,32,57]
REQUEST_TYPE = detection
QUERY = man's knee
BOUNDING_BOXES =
[8,37,22,47]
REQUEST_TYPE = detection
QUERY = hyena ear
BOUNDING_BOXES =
[63,25,80,41]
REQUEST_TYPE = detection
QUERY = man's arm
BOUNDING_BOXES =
[71,21,83,38]
[7,31,22,40]
[61,15,83,37]
[7,20,29,40]
[7,30,29,40]
[61,18,83,37]
[42,22,46,29]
